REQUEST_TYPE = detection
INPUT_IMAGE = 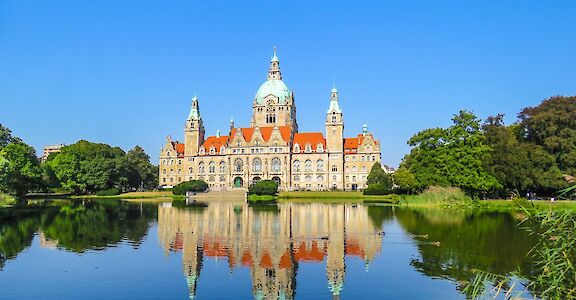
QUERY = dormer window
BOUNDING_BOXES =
[199,147,205,155]
[220,146,226,155]
[293,144,300,153]
[317,144,323,153]
[305,144,312,153]
[366,146,372,152]
[209,147,216,155]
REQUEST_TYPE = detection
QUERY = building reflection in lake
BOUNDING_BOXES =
[158,202,384,299]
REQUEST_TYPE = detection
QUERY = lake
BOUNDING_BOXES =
[0,200,536,299]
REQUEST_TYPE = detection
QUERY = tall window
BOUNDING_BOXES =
[293,160,300,172]
[331,165,338,172]
[252,158,262,172]
[304,160,312,172]
[209,161,216,173]
[219,161,226,173]
[316,160,324,172]
[198,162,205,173]
[234,159,243,172]
[271,158,281,172]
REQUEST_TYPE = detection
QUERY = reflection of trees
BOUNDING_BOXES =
[0,200,157,266]
[41,200,157,252]
[0,214,42,270]
[395,207,537,289]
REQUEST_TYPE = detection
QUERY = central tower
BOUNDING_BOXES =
[251,48,298,131]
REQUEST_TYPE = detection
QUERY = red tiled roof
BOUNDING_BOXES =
[172,142,185,157]
[230,125,291,143]
[344,134,365,153]
[292,132,326,150]
[200,136,229,154]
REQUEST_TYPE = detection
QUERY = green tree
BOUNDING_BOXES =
[483,114,567,196]
[47,140,130,194]
[393,166,418,193]
[0,124,21,149]
[366,162,393,188]
[0,143,43,196]
[172,180,208,195]
[400,110,501,195]
[519,96,576,176]
[126,146,158,190]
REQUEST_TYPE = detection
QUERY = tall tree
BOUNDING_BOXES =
[126,146,158,190]
[0,143,43,196]
[0,124,21,149]
[47,140,129,194]
[519,96,576,176]
[366,162,393,189]
[399,110,501,195]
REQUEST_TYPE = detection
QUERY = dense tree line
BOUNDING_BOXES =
[395,96,576,197]
[0,124,158,197]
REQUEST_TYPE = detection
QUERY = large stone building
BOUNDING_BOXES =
[159,49,382,191]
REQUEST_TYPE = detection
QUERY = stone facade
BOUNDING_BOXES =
[159,49,382,191]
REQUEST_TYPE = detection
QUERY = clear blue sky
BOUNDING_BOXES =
[1,1,575,167]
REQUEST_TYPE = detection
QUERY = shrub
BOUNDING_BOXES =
[0,193,16,207]
[172,180,208,195]
[363,183,391,195]
[248,180,278,196]
[247,194,276,202]
[95,188,121,196]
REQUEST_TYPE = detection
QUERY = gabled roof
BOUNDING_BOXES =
[200,136,229,153]
[172,142,185,157]
[344,135,364,154]
[293,132,326,149]
[230,125,291,143]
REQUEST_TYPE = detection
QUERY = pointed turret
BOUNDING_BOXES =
[184,95,205,156]
[267,47,282,80]
[362,124,367,136]
[188,95,201,120]
[327,84,342,114]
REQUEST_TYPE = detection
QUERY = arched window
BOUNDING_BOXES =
[293,160,300,172]
[366,146,372,152]
[362,166,367,172]
[331,165,338,172]
[252,158,262,172]
[163,178,166,183]
[304,160,312,171]
[170,169,174,174]
[352,176,356,182]
[316,160,324,172]
[317,175,324,182]
[352,166,357,172]
[162,160,166,165]
[208,176,215,182]
[178,169,181,174]
[293,175,300,182]
[188,167,192,174]
[305,144,312,153]
[305,175,312,182]
[234,159,243,172]
[169,177,174,183]
[198,162,205,173]
[219,175,225,182]
[219,161,226,173]
[332,115,337,122]
[317,144,323,153]
[162,169,166,175]
[271,158,281,172]
[209,161,216,173]
[332,175,337,180]
[167,152,171,157]
[361,156,365,161]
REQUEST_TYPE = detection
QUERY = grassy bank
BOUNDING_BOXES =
[277,191,398,204]
[70,191,177,200]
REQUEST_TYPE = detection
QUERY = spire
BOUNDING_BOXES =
[267,47,282,80]
[188,95,201,120]
[331,78,338,93]
[327,86,342,114]
[216,130,221,138]
[362,124,367,136]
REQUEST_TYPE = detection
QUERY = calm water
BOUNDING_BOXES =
[0,200,536,299]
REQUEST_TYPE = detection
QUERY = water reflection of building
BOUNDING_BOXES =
[158,202,383,299]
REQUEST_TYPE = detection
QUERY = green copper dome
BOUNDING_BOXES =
[254,79,291,105]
